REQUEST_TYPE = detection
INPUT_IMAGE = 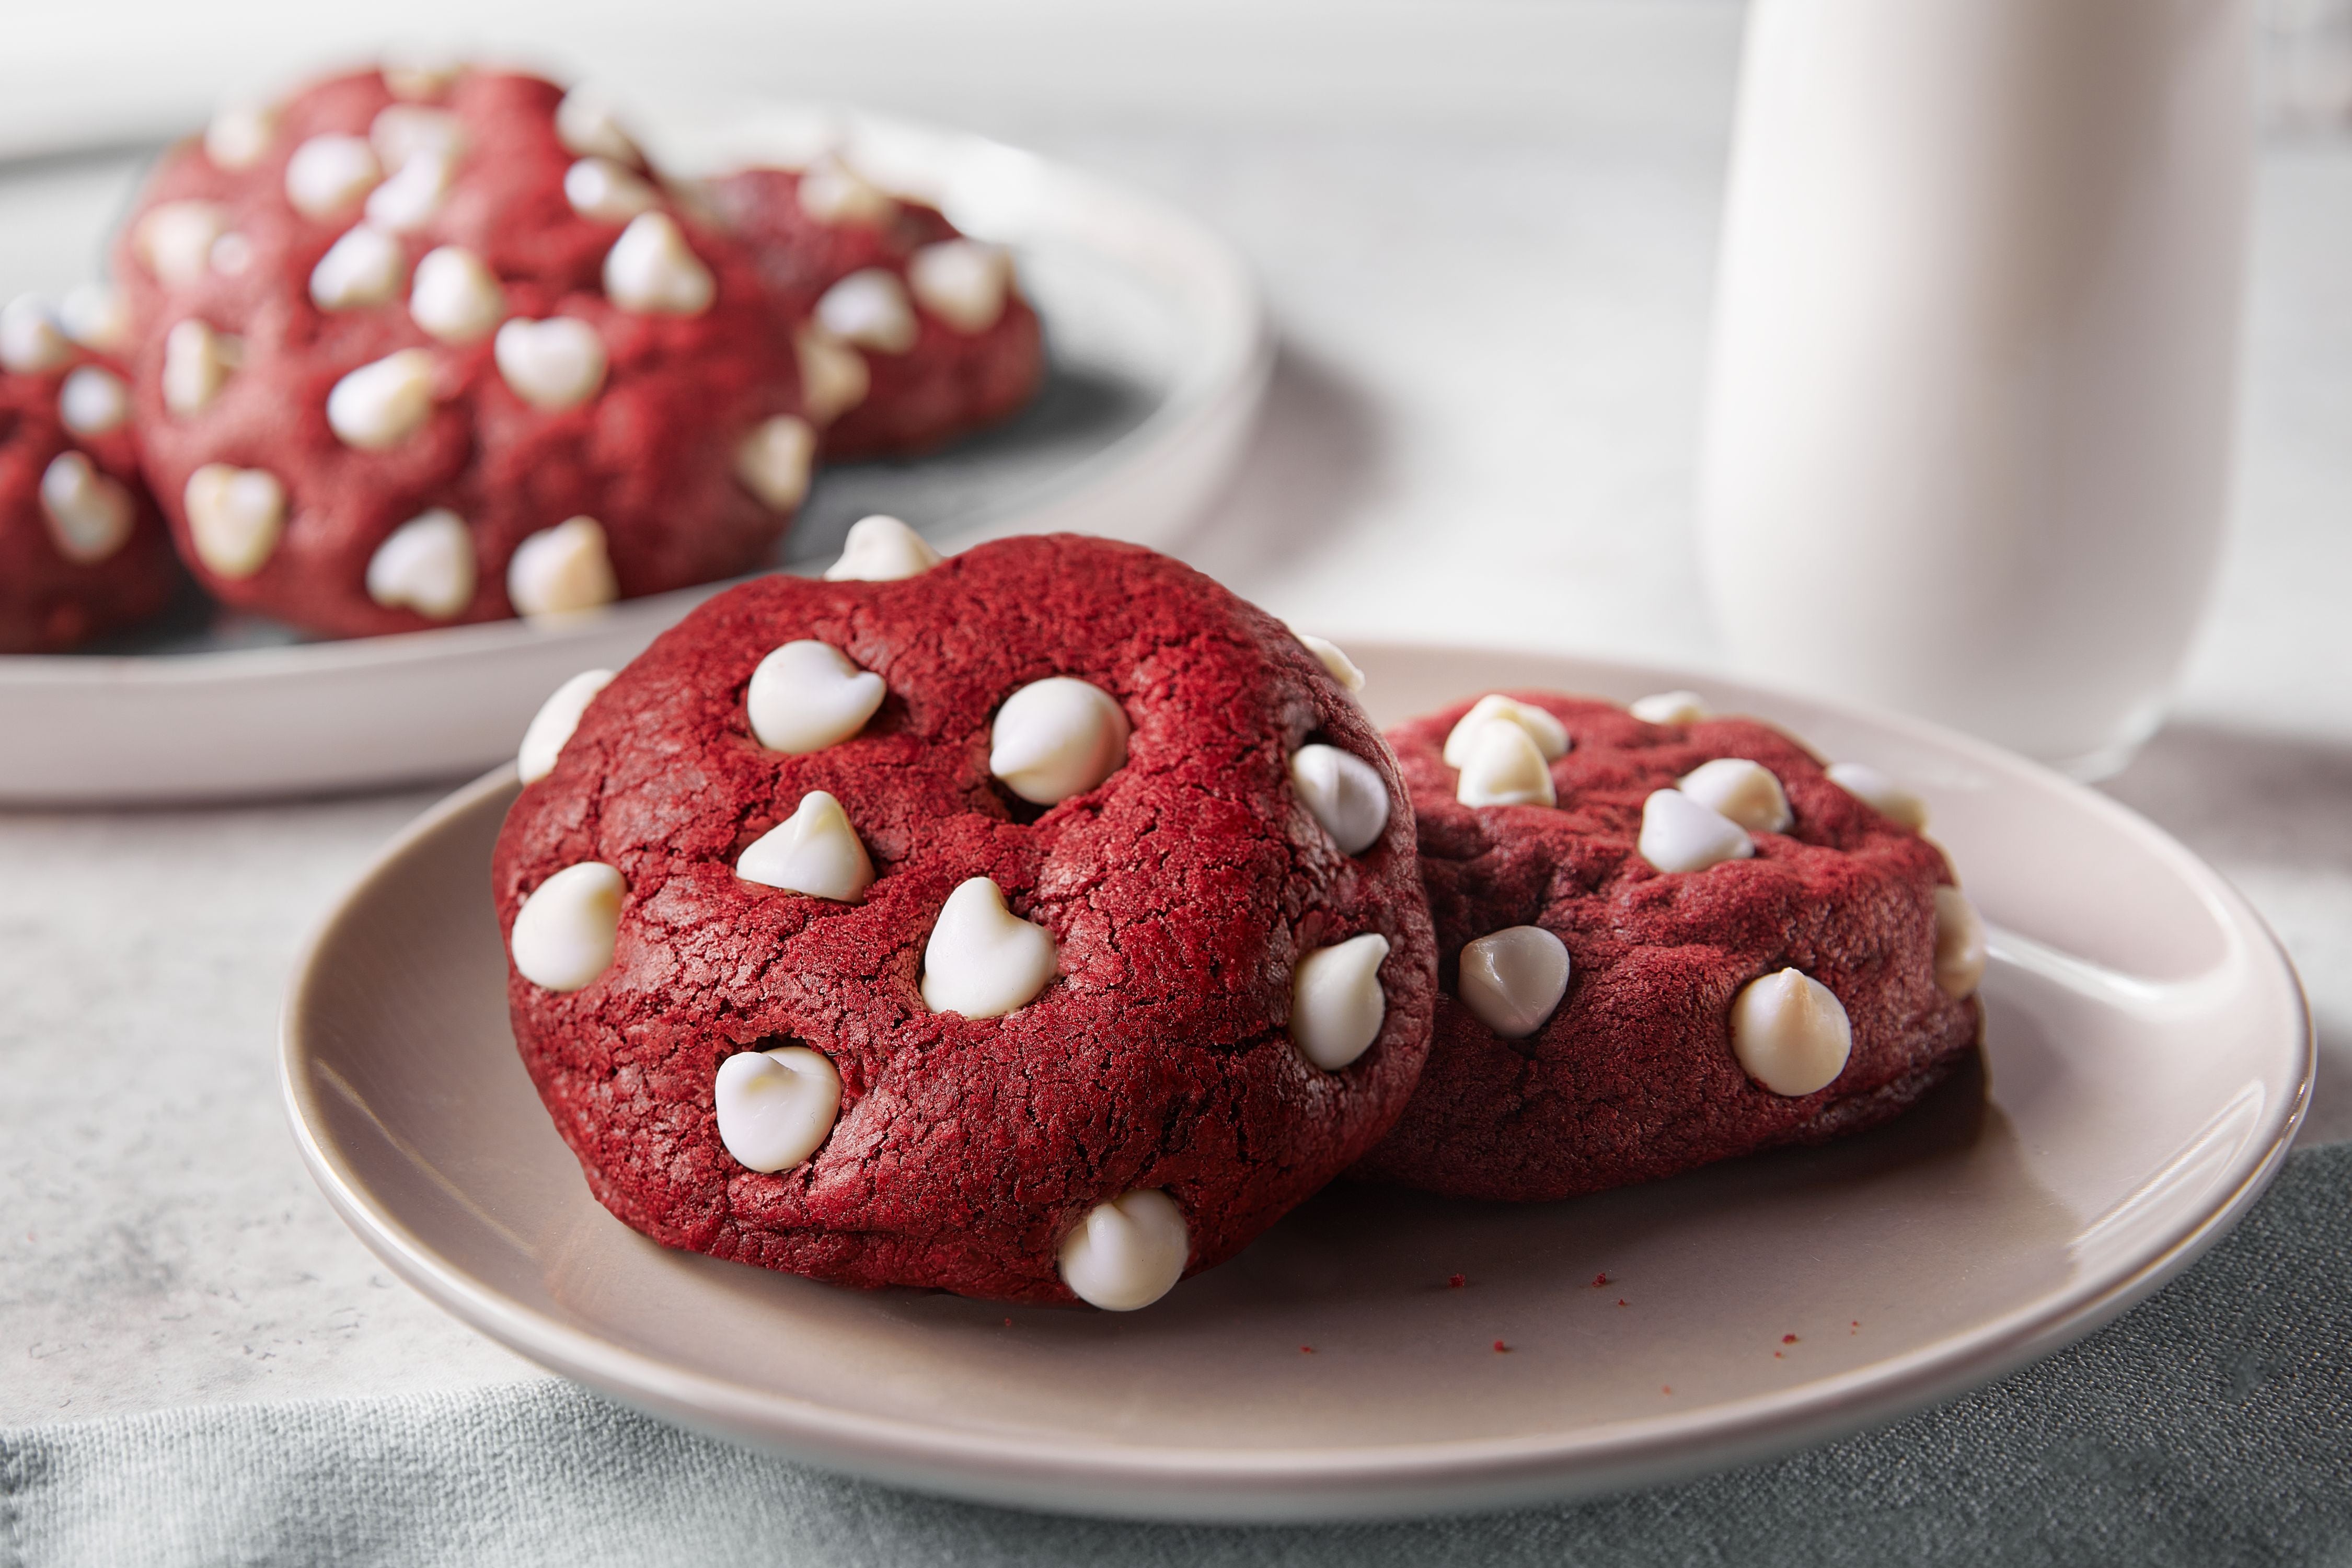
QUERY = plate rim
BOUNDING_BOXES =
[278,643,2315,1521]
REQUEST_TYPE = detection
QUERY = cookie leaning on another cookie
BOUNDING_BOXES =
[495,532,1435,1308]
[1351,690,1984,1202]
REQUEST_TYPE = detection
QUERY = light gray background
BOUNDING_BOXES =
[3,1,2347,1431]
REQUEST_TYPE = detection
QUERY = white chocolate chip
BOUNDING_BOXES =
[603,212,713,316]
[1290,931,1390,1069]
[510,861,625,992]
[365,149,455,232]
[136,201,228,285]
[57,366,129,436]
[824,514,942,582]
[369,103,467,170]
[1677,757,1792,835]
[410,246,506,343]
[734,415,816,511]
[564,157,658,223]
[1638,787,1754,873]
[182,463,286,579]
[1933,886,1987,999]
[1290,744,1389,855]
[0,295,70,374]
[797,159,897,226]
[208,231,255,276]
[1442,695,1570,768]
[990,677,1130,805]
[1296,632,1364,694]
[1455,719,1557,808]
[382,53,463,101]
[1459,926,1571,1040]
[793,327,870,424]
[713,1046,843,1173]
[745,640,886,754]
[38,452,134,564]
[736,791,874,902]
[554,87,641,166]
[1630,689,1710,725]
[1058,1190,1188,1312]
[327,348,436,451]
[364,508,475,619]
[205,101,277,169]
[284,134,382,220]
[494,316,605,409]
[506,516,617,620]
[59,283,131,352]
[815,268,917,354]
[1731,968,1852,1096]
[163,320,241,416]
[516,668,615,783]
[310,224,408,310]
[1826,762,1930,832]
[907,240,1012,333]
[920,876,1058,1018]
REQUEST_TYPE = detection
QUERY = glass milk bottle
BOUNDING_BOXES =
[1696,0,2252,777]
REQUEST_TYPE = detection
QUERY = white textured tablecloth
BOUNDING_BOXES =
[2,0,2347,1523]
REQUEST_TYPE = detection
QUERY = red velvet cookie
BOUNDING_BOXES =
[704,165,1044,460]
[0,299,177,651]
[1350,691,1984,1202]
[494,534,1435,1307]
[114,66,811,639]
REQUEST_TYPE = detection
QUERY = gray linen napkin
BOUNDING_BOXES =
[7,1140,2348,1568]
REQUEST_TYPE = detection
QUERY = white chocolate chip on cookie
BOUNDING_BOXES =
[736,791,875,902]
[1827,762,1930,831]
[603,212,713,316]
[506,516,618,620]
[494,317,606,409]
[714,1047,843,1173]
[1455,719,1557,808]
[920,876,1058,1018]
[1731,968,1852,1096]
[1290,744,1390,856]
[1933,886,1987,999]
[1058,1191,1188,1311]
[38,453,134,564]
[285,134,382,218]
[815,268,917,354]
[824,514,942,582]
[908,240,1012,333]
[510,861,626,992]
[411,246,507,344]
[1638,787,1754,873]
[1676,757,1792,835]
[517,668,615,784]
[746,640,886,754]
[990,677,1130,805]
[327,348,436,450]
[1442,695,1569,768]
[1458,926,1571,1040]
[182,464,285,579]
[1290,932,1391,1069]
[734,416,817,512]
[311,224,408,309]
[1630,690,1709,725]
[365,508,476,619]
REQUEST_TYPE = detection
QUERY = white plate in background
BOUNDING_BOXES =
[1,107,1269,803]
[281,644,2311,1522]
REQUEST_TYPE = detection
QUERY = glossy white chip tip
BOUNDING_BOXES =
[38,453,134,564]
[908,240,1013,333]
[182,464,285,579]
[746,641,886,754]
[794,328,871,424]
[797,160,897,225]
[604,212,713,316]
[507,516,617,620]
[1934,886,1988,999]
[736,791,875,902]
[1731,969,1852,1097]
[1677,758,1792,835]
[410,246,506,343]
[1290,932,1390,1069]
[815,269,917,354]
[735,416,816,512]
[1455,719,1557,808]
[1,296,70,374]
[1459,926,1571,1040]
[1630,690,1710,726]
[310,224,408,310]
[205,102,277,169]
[555,88,640,166]
[60,283,131,352]
[285,134,382,218]
[565,157,659,223]
[1290,744,1389,856]
[1827,762,1930,832]
[327,348,436,450]
[1639,788,1754,873]
[365,149,454,232]
[1296,633,1364,694]
[58,366,130,436]
[920,877,1058,1018]
[370,104,466,169]
[510,862,625,993]
[365,509,475,619]
[714,1047,843,1173]
[494,317,605,409]
[163,320,241,416]
[824,514,942,582]
[990,678,1129,805]
[136,201,228,286]
[517,670,615,783]
[1058,1190,1188,1312]
[1442,695,1569,767]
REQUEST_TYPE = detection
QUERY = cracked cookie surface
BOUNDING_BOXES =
[494,535,1435,1304]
